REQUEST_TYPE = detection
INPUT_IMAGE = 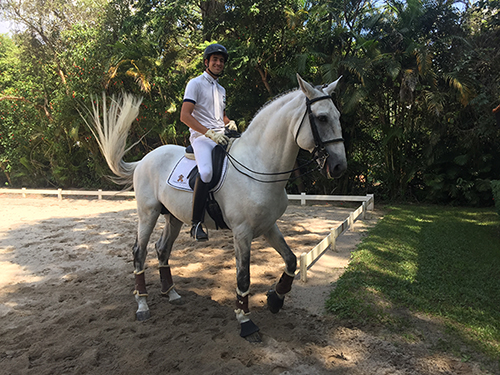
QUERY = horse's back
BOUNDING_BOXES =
[136,144,184,177]
[133,144,186,206]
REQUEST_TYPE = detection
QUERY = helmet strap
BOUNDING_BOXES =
[207,67,223,78]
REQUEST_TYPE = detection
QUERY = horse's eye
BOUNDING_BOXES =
[317,115,328,123]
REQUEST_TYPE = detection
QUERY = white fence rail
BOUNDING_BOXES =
[297,194,374,282]
[1,187,373,282]
[0,188,372,205]
[0,188,135,200]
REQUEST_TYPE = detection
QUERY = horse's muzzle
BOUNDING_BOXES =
[325,157,347,179]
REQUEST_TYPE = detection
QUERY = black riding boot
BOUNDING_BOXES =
[191,176,210,241]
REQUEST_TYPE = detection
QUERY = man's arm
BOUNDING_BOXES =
[180,101,208,134]
[223,111,230,125]
[180,101,229,145]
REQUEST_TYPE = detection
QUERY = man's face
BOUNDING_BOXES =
[206,53,225,76]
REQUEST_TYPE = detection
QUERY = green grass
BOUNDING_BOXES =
[326,205,500,361]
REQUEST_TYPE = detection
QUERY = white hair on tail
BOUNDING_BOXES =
[81,92,143,187]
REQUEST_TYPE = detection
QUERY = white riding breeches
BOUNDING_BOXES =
[191,136,217,183]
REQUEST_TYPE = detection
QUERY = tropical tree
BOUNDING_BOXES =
[0,0,498,206]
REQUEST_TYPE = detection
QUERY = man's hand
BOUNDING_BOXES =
[205,129,229,145]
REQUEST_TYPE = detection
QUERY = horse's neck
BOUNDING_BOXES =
[234,92,303,175]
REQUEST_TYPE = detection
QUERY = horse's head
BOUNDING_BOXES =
[295,74,347,179]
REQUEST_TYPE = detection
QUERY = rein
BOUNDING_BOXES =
[225,95,344,183]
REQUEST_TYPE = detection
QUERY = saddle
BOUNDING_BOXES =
[168,129,241,230]
[184,128,241,190]
[185,143,227,191]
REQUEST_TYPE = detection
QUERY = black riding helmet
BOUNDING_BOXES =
[203,44,229,63]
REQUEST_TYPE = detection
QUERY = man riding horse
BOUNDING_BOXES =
[180,44,237,241]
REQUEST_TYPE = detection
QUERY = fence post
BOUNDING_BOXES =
[301,192,306,206]
[367,194,374,211]
[57,188,63,201]
[300,252,307,282]
[362,201,366,220]
[98,189,103,200]
[22,187,26,198]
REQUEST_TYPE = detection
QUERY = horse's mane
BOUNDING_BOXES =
[247,84,329,128]
[247,88,301,128]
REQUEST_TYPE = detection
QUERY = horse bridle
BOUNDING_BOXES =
[225,95,344,183]
[295,95,345,170]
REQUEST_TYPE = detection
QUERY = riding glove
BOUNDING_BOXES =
[205,129,229,145]
[226,120,238,131]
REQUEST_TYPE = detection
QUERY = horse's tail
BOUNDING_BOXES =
[82,93,143,187]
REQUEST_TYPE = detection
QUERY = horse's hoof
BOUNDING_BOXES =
[169,297,184,305]
[240,319,260,342]
[162,288,182,304]
[266,290,284,314]
[136,310,151,321]
[244,331,262,343]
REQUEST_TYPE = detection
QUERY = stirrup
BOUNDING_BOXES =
[190,222,208,241]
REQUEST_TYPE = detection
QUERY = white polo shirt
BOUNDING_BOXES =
[183,72,226,142]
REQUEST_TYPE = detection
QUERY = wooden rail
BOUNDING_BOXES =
[297,195,374,282]
[0,188,135,200]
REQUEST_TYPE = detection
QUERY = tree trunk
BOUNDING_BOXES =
[257,67,273,96]
[200,0,225,41]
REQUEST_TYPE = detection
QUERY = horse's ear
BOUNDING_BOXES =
[324,76,342,96]
[297,74,316,98]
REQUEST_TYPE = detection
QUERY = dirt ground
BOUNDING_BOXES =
[0,195,494,374]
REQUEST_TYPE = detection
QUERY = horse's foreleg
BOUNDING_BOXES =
[233,230,261,342]
[133,206,160,321]
[263,223,297,314]
[156,213,183,303]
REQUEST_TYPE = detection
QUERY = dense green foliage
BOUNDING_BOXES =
[0,0,499,204]
[326,205,500,364]
[491,180,500,215]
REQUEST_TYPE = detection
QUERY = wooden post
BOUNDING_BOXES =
[301,192,306,206]
[300,252,307,282]
[330,228,337,251]
[362,201,366,220]
[98,189,103,200]
[22,187,26,198]
[367,194,374,210]
[57,188,62,201]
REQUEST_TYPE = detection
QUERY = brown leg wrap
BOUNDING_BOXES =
[134,272,148,296]
[275,272,294,295]
[236,294,250,314]
[159,266,174,294]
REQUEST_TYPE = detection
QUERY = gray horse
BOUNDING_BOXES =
[85,74,347,342]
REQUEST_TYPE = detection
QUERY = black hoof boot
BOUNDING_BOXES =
[190,222,208,241]
[267,290,285,314]
[240,320,261,342]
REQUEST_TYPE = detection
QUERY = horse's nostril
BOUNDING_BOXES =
[332,162,347,177]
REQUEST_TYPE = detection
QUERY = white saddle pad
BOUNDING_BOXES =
[167,155,228,192]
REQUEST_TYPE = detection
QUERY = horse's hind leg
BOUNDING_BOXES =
[263,223,297,314]
[133,204,161,321]
[155,213,183,303]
